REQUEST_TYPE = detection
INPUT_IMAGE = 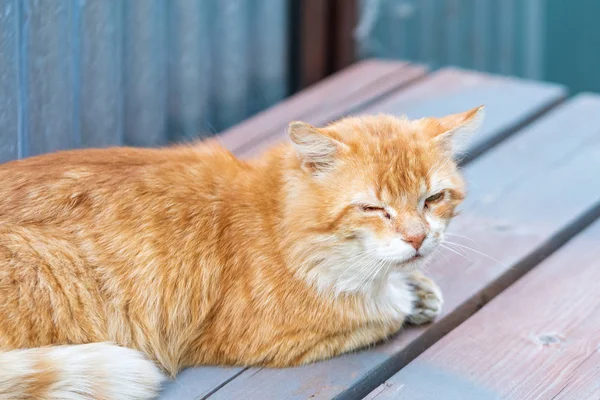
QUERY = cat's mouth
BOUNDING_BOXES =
[366,242,431,266]
[385,254,424,270]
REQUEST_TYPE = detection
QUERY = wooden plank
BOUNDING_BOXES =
[240,66,566,159]
[359,67,566,162]
[217,60,427,155]
[159,366,244,400]
[0,0,18,162]
[370,200,600,399]
[22,0,76,156]
[552,353,600,400]
[203,94,600,400]
[123,0,168,147]
[78,0,124,147]
[167,0,212,141]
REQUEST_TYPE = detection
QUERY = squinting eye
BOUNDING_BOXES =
[425,192,444,204]
[361,205,383,212]
[360,205,392,219]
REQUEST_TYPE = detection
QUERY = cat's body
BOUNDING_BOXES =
[0,109,483,399]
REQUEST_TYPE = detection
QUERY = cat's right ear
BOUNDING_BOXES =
[288,121,345,174]
[433,105,485,158]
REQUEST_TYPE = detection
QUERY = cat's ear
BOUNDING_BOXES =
[433,105,485,157]
[288,121,345,174]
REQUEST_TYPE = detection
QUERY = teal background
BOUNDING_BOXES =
[357,0,600,94]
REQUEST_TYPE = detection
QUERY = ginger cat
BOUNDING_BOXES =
[0,107,483,399]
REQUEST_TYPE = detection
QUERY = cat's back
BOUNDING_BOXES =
[0,141,244,223]
[0,141,238,180]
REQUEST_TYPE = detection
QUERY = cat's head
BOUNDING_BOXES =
[284,106,484,293]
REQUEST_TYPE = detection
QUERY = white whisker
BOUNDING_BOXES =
[440,243,472,262]
[436,248,451,264]
[443,242,470,257]
[444,240,507,267]
[356,259,383,292]
[357,258,389,293]
[444,233,476,243]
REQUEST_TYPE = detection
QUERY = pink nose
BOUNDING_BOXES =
[404,233,426,250]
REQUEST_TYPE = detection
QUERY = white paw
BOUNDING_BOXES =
[406,273,444,325]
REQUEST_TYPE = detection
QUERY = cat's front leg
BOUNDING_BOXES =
[405,271,444,325]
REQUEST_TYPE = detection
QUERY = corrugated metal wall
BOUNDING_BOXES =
[356,0,544,79]
[545,0,600,94]
[357,0,600,95]
[0,0,289,163]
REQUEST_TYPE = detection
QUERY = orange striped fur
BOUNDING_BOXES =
[0,108,483,399]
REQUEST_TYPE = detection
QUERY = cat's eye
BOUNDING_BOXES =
[361,205,382,212]
[425,192,444,205]
[360,205,391,220]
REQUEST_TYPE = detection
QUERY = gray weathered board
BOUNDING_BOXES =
[159,65,576,399]
[368,119,600,398]
[203,90,592,400]
[368,221,600,400]
[240,67,565,159]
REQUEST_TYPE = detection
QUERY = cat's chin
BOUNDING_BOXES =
[390,254,428,272]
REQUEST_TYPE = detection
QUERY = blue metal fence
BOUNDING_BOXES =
[356,0,543,79]
[356,0,600,96]
[0,0,289,162]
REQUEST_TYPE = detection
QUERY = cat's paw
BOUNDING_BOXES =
[406,272,443,325]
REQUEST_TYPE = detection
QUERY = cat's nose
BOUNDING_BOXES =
[403,233,426,250]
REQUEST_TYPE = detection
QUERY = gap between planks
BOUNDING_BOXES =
[197,369,247,400]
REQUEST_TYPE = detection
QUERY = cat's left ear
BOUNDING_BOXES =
[433,105,485,157]
[288,121,346,174]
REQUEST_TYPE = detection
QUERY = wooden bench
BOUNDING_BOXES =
[159,59,600,399]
